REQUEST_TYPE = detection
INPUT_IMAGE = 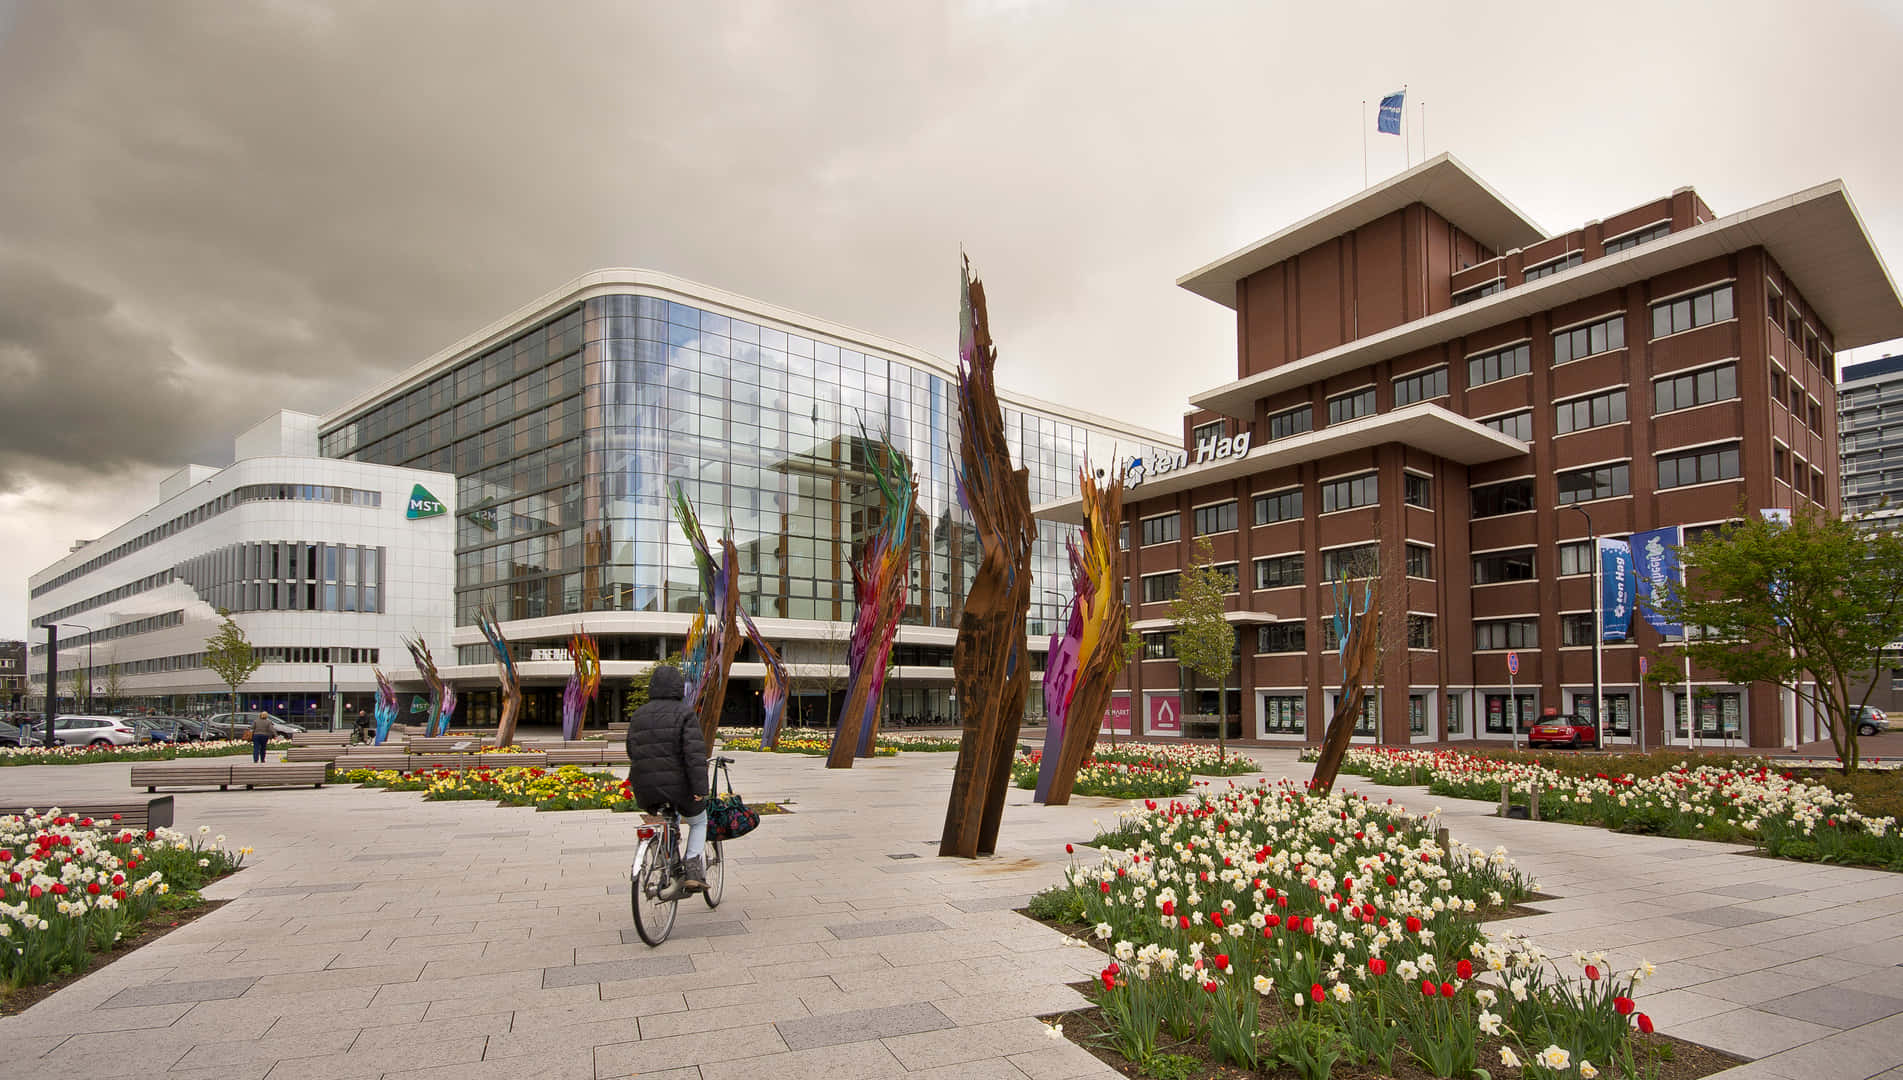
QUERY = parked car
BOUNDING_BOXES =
[1853,706,1889,737]
[202,712,302,738]
[47,715,141,747]
[0,721,23,747]
[1527,711,1600,750]
[133,716,205,743]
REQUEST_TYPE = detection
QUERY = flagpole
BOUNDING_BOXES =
[1401,84,1409,168]
[1421,99,1427,160]
[1361,100,1368,188]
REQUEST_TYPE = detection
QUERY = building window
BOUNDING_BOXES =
[1771,368,1785,403]
[1557,462,1630,505]
[1654,363,1737,414]
[1809,399,1823,435]
[1674,691,1743,738]
[1555,388,1627,434]
[1393,366,1449,407]
[1523,252,1582,281]
[1268,405,1313,441]
[1192,420,1226,445]
[1212,562,1240,594]
[1192,501,1237,536]
[1258,622,1306,654]
[1341,693,1379,736]
[1409,693,1430,734]
[1471,478,1535,518]
[1766,285,1784,325]
[1262,694,1305,735]
[1683,521,1735,545]
[1651,283,1735,338]
[1475,618,1538,651]
[1253,487,1302,526]
[1483,410,1533,440]
[1327,387,1376,425]
[1601,693,1633,736]
[1658,443,1741,490]
[1810,467,1826,504]
[1773,445,1789,485]
[1486,693,1536,734]
[1473,548,1536,584]
[1452,279,1505,307]
[1404,473,1431,508]
[1118,523,1129,550]
[1142,573,1180,604]
[1322,543,1380,580]
[1603,223,1668,254]
[1254,554,1304,589]
[1407,615,1435,649]
[1445,694,1465,734]
[1142,632,1177,660]
[1140,513,1180,546]
[1557,540,1592,576]
[1321,471,1378,512]
[1468,342,1531,387]
[1552,315,1626,365]
[1405,543,1433,579]
[1561,612,1596,646]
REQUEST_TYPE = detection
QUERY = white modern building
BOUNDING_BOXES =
[25,411,456,724]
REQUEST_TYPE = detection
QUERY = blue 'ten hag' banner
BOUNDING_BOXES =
[1631,526,1683,638]
[1761,508,1793,624]
[1377,90,1405,135]
[1599,537,1634,642]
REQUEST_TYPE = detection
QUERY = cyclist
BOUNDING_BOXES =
[625,665,708,894]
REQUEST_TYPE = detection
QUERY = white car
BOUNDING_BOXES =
[51,714,141,747]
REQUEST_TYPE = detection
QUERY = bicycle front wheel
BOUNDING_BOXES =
[702,836,725,908]
[630,837,678,946]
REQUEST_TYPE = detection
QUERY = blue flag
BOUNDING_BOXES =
[1377,90,1405,135]
[1599,538,1634,642]
[1761,508,1793,624]
[1632,526,1683,638]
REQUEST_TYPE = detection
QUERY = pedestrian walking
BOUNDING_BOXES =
[250,712,273,763]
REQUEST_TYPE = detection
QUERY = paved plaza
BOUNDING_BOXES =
[3,747,1903,1079]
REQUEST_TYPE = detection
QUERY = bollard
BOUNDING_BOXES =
[1435,826,1450,864]
[1530,787,1542,821]
[1499,782,1510,817]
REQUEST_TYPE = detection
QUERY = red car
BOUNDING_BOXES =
[1528,712,1600,749]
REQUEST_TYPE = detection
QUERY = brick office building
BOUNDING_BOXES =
[1041,154,1903,750]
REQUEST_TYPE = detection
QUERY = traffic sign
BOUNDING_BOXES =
[1640,655,1649,676]
[1506,650,1519,676]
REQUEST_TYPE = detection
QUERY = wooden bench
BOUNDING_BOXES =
[544,746,608,766]
[407,736,494,752]
[290,731,352,746]
[284,746,344,763]
[0,797,175,831]
[331,751,412,772]
[131,762,328,792]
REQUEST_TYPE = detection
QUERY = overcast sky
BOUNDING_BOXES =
[3,0,1901,639]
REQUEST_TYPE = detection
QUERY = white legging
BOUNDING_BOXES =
[681,809,707,861]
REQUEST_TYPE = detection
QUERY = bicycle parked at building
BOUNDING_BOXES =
[629,755,733,945]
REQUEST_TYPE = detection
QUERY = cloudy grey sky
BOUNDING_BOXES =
[3,0,1901,638]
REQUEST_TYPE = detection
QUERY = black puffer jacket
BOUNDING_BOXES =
[626,666,706,816]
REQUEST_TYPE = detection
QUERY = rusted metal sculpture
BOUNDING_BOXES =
[562,631,600,741]
[403,635,454,737]
[1309,572,1381,795]
[673,484,788,750]
[940,256,1036,858]
[828,433,920,768]
[1034,467,1127,805]
[477,606,523,747]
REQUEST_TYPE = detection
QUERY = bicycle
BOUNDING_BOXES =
[629,755,732,946]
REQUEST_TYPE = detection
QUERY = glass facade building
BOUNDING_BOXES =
[320,272,1172,726]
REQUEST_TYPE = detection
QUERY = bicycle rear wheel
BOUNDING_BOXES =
[702,836,725,908]
[630,837,679,946]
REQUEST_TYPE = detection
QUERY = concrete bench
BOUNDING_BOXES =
[408,752,549,771]
[408,736,494,753]
[231,763,329,789]
[544,747,608,766]
[332,751,412,772]
[131,762,328,792]
[290,731,352,746]
[284,746,344,763]
[0,797,175,831]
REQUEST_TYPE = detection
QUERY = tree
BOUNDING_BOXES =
[203,614,262,717]
[1117,625,1142,749]
[1171,537,1238,759]
[1649,509,1903,773]
[65,665,86,711]
[623,653,684,718]
[100,657,124,714]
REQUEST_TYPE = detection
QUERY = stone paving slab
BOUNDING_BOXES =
[99,975,259,1008]
[774,1000,955,1050]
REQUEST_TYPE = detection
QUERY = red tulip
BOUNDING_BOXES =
[1455,959,1473,981]
[1441,981,1456,998]
[1615,996,1635,1016]
[1099,881,1111,895]
[1161,900,1174,916]
[1421,979,1437,998]
[1637,1013,1655,1034]
[1214,954,1230,971]
[1585,964,1601,982]
[1311,983,1326,1003]
[1405,916,1423,934]
[1203,980,1218,994]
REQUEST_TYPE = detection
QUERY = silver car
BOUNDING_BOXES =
[51,714,141,747]
[1853,706,1890,737]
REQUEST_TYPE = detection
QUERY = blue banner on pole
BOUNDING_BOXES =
[1762,508,1793,623]
[1632,526,1683,638]
[1599,538,1634,642]
[1377,90,1405,135]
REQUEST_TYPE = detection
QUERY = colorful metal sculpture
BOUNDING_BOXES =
[477,606,523,748]
[403,634,454,737]
[828,432,919,768]
[372,667,398,746]
[940,256,1036,858]
[1034,467,1127,806]
[671,485,790,749]
[562,631,600,740]
[1309,572,1381,794]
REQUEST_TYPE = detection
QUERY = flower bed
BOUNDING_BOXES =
[346,765,638,811]
[1013,750,1193,799]
[0,739,290,767]
[1,811,248,992]
[1035,781,1671,1079]
[717,731,898,756]
[1094,742,1261,777]
[1331,747,1903,872]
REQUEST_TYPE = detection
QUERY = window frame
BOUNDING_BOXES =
[1649,280,1737,340]
[1555,460,1631,505]
[1467,340,1532,388]
[1392,365,1449,408]
[1471,476,1536,519]
[1652,360,1738,415]
[1256,621,1306,655]
[1319,470,1379,514]
[1471,547,1536,585]
[1551,313,1627,366]
[1191,499,1238,537]
[1656,440,1743,491]
[1326,386,1377,426]
[1266,405,1313,441]
[1252,486,1303,526]
[1553,386,1629,436]
[1253,552,1305,590]
[1139,511,1181,547]
[1602,221,1669,254]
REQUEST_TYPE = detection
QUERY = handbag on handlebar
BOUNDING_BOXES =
[706,761,760,841]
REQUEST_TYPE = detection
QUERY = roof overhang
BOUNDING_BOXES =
[1177,154,1547,308]
[1031,404,1527,524]
[1191,180,1903,420]
[1132,611,1280,632]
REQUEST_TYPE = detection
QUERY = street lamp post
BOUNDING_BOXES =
[1566,505,1605,748]
[36,621,97,748]
[327,663,337,732]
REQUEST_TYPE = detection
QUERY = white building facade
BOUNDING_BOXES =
[25,411,455,725]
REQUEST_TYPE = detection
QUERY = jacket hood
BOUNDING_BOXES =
[649,665,686,700]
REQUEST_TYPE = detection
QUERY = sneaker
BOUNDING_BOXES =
[680,855,707,894]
